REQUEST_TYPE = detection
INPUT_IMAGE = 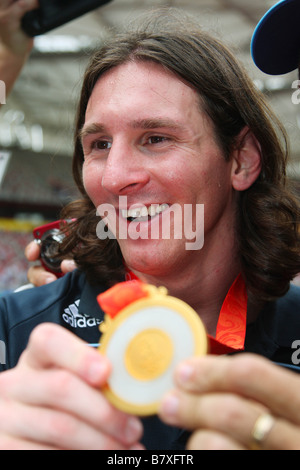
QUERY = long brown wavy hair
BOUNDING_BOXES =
[59,9,300,300]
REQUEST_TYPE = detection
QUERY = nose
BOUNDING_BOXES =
[101,141,150,195]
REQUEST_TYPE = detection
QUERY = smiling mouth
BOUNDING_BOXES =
[121,204,169,222]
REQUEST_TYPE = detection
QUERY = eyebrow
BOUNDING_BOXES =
[131,118,183,131]
[79,123,106,141]
[79,118,184,142]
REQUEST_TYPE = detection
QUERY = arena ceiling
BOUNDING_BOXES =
[1,0,300,179]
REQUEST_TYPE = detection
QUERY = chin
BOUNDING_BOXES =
[124,253,179,282]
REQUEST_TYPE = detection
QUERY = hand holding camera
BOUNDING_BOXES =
[25,220,76,286]
[33,220,65,277]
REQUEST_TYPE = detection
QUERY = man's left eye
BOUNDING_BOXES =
[147,136,168,144]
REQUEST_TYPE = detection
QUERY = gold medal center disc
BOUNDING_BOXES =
[124,328,174,381]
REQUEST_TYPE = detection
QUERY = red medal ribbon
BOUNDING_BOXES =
[98,271,248,355]
[213,273,247,353]
[97,279,148,319]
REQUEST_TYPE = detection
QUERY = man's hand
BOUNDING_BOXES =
[0,0,39,96]
[25,240,77,287]
[0,0,39,54]
[159,354,300,450]
[0,324,144,450]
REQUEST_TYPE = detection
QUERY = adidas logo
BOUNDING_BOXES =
[62,299,102,329]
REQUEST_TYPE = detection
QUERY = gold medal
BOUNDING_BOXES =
[98,282,208,416]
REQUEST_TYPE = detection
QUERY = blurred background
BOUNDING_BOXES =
[1,0,300,292]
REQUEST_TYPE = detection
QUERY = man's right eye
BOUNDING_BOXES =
[91,139,112,150]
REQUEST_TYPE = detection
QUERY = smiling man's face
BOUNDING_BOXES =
[81,60,236,278]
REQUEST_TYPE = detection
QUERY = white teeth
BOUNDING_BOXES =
[148,205,156,217]
[140,206,149,217]
[121,204,169,220]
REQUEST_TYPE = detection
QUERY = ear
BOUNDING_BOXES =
[231,127,262,191]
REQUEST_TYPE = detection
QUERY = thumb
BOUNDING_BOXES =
[14,0,39,17]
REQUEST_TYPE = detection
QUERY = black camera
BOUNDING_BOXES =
[33,220,66,277]
[21,0,112,37]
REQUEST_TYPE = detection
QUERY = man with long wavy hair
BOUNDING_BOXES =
[1,3,300,450]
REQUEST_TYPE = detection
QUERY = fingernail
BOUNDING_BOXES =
[124,417,143,443]
[161,392,179,416]
[62,259,76,272]
[45,275,57,284]
[129,443,145,450]
[177,362,194,384]
[86,359,107,384]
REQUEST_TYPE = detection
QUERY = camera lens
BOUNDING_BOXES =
[40,229,65,273]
